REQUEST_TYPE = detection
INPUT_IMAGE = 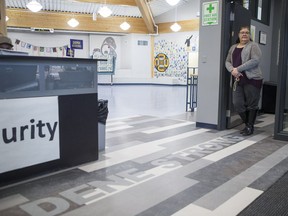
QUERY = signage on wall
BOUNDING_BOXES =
[66,47,75,57]
[0,97,60,174]
[202,1,219,26]
[70,39,83,49]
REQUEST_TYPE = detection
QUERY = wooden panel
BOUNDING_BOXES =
[150,35,154,78]
[6,9,199,35]
[75,0,136,6]
[158,19,200,33]
[0,0,7,35]
[6,9,148,34]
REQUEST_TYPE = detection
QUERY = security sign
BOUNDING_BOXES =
[154,53,169,72]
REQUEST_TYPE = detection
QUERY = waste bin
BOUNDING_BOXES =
[98,99,108,151]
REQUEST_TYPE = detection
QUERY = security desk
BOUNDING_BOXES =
[0,55,105,186]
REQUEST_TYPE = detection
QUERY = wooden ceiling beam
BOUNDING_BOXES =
[75,0,136,6]
[6,9,148,34]
[134,0,156,34]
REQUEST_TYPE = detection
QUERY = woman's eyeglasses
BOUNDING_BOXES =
[239,31,250,35]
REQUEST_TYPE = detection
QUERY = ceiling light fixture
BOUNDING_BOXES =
[120,21,131,30]
[166,0,181,6]
[98,6,112,18]
[26,0,43,12]
[170,6,181,32]
[67,18,79,28]
[170,22,181,32]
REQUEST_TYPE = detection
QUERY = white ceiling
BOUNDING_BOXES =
[6,0,190,18]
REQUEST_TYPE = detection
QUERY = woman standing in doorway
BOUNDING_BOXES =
[225,26,263,136]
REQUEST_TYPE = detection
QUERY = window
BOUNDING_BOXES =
[243,0,270,25]
[243,0,249,9]
[137,40,148,46]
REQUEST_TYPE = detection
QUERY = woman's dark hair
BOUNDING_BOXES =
[239,26,250,32]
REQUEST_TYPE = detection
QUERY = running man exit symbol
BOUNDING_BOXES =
[202,1,219,26]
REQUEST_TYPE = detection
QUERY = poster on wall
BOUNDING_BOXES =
[202,1,219,26]
[0,97,60,174]
[66,47,75,57]
[70,39,83,49]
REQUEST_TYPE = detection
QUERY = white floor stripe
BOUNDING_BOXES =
[142,122,195,134]
[79,128,210,172]
[106,125,133,132]
[172,187,262,216]
[106,126,156,139]
[0,194,29,211]
[107,115,141,122]
[212,187,262,216]
[255,114,274,127]
[195,143,288,211]
[203,132,269,162]
[106,121,126,127]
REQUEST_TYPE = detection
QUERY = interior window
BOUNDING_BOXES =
[243,0,270,25]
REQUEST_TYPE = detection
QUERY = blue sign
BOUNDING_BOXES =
[70,39,83,49]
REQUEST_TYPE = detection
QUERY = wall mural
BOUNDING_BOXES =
[154,39,188,83]
[154,33,199,84]
[92,37,117,73]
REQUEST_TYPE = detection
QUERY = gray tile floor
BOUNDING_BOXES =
[0,85,286,216]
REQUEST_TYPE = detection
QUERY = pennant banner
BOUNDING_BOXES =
[12,39,70,57]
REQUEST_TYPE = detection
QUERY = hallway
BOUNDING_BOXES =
[0,85,286,216]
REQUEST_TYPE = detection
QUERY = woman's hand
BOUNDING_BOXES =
[231,68,243,78]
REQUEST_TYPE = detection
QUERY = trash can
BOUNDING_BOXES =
[98,99,108,151]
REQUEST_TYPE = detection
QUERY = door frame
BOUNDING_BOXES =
[218,1,251,130]
[274,0,288,140]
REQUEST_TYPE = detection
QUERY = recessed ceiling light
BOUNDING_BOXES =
[26,0,43,12]
[67,18,79,28]
[120,21,131,30]
[98,6,113,18]
[170,22,181,32]
[166,0,181,6]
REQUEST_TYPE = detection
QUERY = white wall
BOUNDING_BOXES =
[131,34,151,78]
[8,30,197,85]
[120,34,133,70]
[6,1,199,85]
[8,31,89,58]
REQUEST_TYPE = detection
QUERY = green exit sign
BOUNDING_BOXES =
[202,1,219,26]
